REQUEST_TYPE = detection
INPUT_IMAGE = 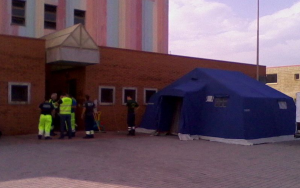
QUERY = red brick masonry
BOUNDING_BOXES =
[0,34,265,135]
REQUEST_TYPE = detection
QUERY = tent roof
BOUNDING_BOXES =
[41,24,98,50]
[160,80,206,97]
[159,68,289,99]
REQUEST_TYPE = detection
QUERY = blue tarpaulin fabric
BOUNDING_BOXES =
[140,68,296,140]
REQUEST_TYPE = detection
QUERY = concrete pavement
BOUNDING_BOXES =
[1,132,300,188]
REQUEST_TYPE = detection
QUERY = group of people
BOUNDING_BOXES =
[37,94,139,140]
[38,93,97,140]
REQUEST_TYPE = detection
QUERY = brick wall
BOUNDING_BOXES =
[84,47,266,131]
[0,34,266,135]
[0,35,45,135]
[267,66,300,99]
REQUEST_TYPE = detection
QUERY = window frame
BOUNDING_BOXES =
[8,82,31,105]
[122,87,137,105]
[98,86,115,105]
[74,9,86,25]
[266,74,278,84]
[11,0,26,26]
[295,74,300,80]
[44,4,57,30]
[144,88,158,105]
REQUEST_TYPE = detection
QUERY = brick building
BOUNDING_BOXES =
[267,66,300,99]
[0,29,266,135]
[0,0,168,53]
[0,35,45,135]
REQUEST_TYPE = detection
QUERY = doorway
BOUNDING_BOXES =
[158,96,183,134]
[67,79,77,98]
[170,99,183,134]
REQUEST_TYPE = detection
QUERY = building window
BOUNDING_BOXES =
[11,0,26,26]
[44,4,57,29]
[74,9,85,25]
[144,88,157,104]
[278,101,287,110]
[123,87,137,105]
[214,97,229,108]
[295,74,300,80]
[8,82,31,104]
[99,86,115,105]
[266,74,277,84]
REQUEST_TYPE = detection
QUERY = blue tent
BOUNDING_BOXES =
[140,68,296,145]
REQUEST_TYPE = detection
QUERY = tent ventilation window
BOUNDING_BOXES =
[278,101,287,109]
[214,97,228,107]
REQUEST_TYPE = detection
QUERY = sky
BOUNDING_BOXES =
[169,0,300,67]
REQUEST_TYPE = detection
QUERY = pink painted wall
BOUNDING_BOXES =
[0,0,168,53]
[57,0,67,30]
[156,0,169,53]
[124,0,143,50]
[0,1,8,34]
[86,0,107,46]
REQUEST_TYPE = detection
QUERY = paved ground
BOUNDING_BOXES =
[1,132,300,188]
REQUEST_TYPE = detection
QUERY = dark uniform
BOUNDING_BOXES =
[83,100,95,138]
[126,100,139,135]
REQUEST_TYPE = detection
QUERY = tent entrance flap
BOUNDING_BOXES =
[158,96,183,133]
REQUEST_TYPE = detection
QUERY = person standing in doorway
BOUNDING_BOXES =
[81,95,95,139]
[126,96,139,136]
[38,98,54,140]
[58,93,72,139]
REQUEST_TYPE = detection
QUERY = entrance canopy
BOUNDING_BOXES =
[42,24,99,66]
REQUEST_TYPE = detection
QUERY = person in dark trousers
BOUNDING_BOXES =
[126,96,139,136]
[38,98,54,140]
[58,93,72,139]
[49,93,59,136]
[81,95,95,139]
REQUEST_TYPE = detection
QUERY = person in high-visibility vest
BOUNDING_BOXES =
[65,94,77,137]
[49,93,59,136]
[38,98,54,140]
[58,93,72,139]
[81,95,96,139]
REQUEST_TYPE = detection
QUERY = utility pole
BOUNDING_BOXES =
[256,0,260,81]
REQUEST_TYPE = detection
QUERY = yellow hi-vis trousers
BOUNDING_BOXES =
[66,113,76,132]
[71,112,76,132]
[66,112,76,132]
[38,114,52,137]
